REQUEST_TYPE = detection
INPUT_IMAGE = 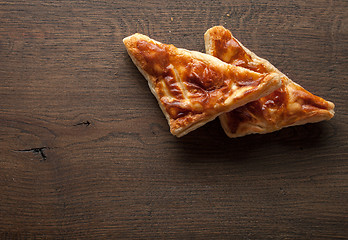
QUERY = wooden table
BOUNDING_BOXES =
[1,0,347,238]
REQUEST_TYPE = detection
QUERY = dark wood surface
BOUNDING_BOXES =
[1,0,347,239]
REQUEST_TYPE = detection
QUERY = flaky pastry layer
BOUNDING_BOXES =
[204,26,335,137]
[124,33,281,137]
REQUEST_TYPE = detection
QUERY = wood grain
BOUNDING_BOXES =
[1,0,347,239]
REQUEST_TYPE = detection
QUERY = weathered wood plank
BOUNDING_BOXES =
[0,0,347,238]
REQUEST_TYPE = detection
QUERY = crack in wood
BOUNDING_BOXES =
[16,147,48,161]
[74,121,91,126]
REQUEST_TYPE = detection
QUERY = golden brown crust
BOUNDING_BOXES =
[205,26,335,138]
[123,33,281,137]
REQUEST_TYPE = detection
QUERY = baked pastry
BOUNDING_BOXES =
[123,33,281,137]
[204,26,335,137]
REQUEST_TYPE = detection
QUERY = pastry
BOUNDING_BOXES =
[123,33,281,137]
[204,26,335,137]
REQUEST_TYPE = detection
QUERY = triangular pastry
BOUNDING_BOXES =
[204,26,335,137]
[123,33,281,137]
